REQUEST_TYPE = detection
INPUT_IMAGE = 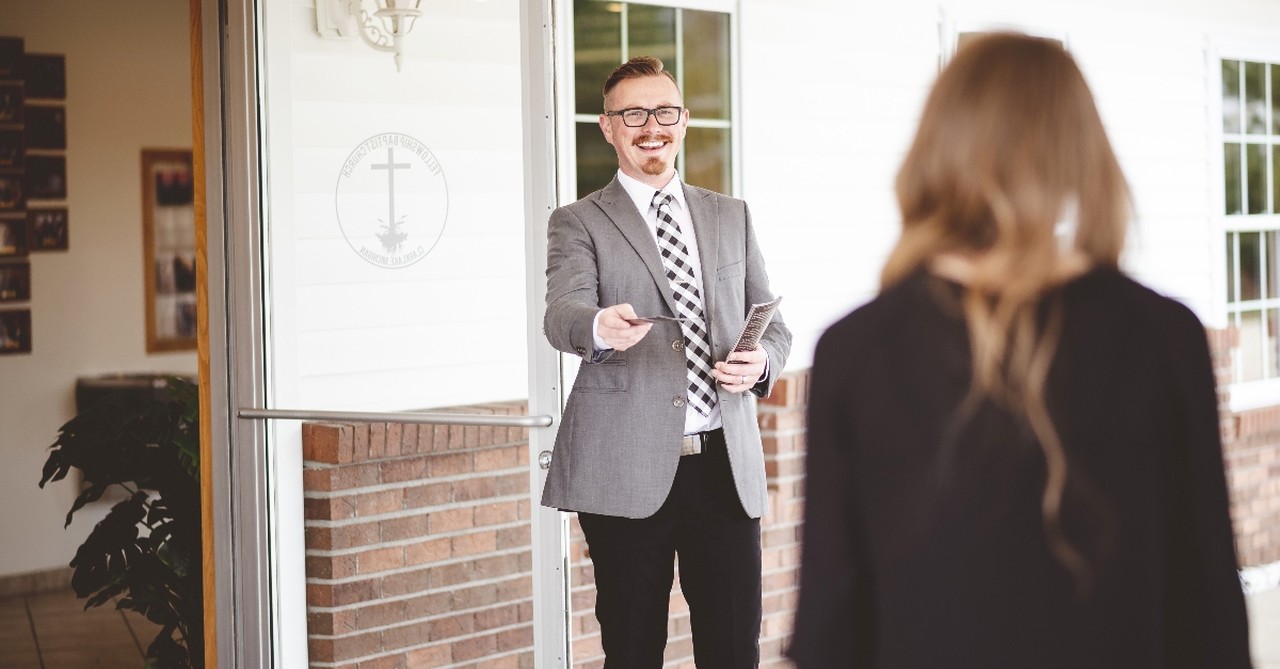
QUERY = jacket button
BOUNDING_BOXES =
[575,346,586,355]
[672,339,684,352]
[673,396,686,408]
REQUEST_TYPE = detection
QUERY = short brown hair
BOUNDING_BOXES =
[602,56,680,106]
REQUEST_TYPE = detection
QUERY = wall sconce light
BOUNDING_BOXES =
[316,0,423,72]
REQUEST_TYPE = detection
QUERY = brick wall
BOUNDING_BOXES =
[302,403,536,669]
[1211,328,1280,567]
[300,351,1277,667]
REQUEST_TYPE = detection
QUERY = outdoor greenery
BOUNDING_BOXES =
[39,376,203,668]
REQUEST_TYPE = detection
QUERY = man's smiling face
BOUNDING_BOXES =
[599,74,688,189]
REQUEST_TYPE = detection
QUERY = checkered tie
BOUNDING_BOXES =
[652,191,717,416]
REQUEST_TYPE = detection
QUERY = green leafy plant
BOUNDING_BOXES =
[39,376,202,668]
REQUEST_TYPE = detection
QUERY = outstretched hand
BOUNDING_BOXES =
[598,303,652,351]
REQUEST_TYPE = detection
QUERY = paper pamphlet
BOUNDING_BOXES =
[730,295,782,353]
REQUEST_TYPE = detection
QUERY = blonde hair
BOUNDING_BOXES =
[884,33,1131,593]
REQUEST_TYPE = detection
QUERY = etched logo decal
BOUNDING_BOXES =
[335,132,448,268]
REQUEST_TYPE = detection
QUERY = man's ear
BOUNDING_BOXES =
[598,114,613,145]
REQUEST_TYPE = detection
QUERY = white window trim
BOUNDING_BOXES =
[560,0,741,202]
[1210,36,1280,412]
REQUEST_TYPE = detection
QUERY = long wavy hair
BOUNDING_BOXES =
[883,33,1131,593]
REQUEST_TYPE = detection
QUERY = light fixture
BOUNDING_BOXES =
[316,0,424,72]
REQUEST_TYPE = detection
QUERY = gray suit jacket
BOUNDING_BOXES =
[540,177,792,519]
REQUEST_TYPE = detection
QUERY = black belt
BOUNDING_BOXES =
[680,428,723,456]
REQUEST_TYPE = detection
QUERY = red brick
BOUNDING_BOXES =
[381,568,431,597]
[381,620,431,652]
[475,501,519,527]
[358,489,404,516]
[454,477,497,502]
[405,644,450,668]
[405,537,451,565]
[495,473,528,496]
[496,525,530,550]
[307,554,357,580]
[383,458,429,484]
[477,446,521,472]
[475,603,519,631]
[304,423,353,464]
[357,546,406,574]
[307,608,356,636]
[400,424,419,453]
[429,507,474,534]
[448,425,465,449]
[427,452,471,478]
[403,591,451,619]
[451,582,500,610]
[453,632,498,661]
[452,530,498,557]
[385,423,403,457]
[355,654,408,669]
[331,578,378,606]
[353,599,407,630]
[370,423,388,459]
[427,612,475,642]
[380,515,429,542]
[333,463,383,490]
[303,467,335,492]
[403,482,451,509]
[431,425,450,452]
[332,629,384,663]
[354,424,371,461]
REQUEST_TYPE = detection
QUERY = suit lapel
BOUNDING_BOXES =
[684,184,719,321]
[594,177,680,316]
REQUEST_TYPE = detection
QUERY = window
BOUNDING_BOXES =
[1222,58,1280,385]
[572,0,733,198]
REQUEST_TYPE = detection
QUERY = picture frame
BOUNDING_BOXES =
[141,148,196,352]
[0,261,30,302]
[23,105,65,150]
[0,308,31,354]
[0,172,21,210]
[23,154,65,200]
[0,82,22,125]
[28,207,67,251]
[24,53,66,101]
[0,215,27,257]
[0,37,22,80]
[0,130,21,170]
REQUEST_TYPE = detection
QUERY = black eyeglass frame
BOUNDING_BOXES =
[603,106,685,127]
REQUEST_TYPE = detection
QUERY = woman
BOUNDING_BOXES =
[788,33,1252,667]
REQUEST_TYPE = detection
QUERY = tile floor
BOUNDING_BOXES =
[0,585,1276,667]
[0,588,159,669]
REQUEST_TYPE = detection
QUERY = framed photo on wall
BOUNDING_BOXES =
[0,262,30,302]
[0,215,26,257]
[24,54,65,100]
[23,155,65,200]
[141,148,196,352]
[0,308,31,354]
[28,207,67,251]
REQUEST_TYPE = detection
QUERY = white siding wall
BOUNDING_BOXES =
[740,0,1280,367]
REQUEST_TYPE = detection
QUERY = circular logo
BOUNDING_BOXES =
[335,132,448,268]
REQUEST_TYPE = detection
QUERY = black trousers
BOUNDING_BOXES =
[578,429,763,669]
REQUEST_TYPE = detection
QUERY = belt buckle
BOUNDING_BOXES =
[680,433,703,456]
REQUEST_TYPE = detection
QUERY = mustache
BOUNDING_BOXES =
[632,133,674,145]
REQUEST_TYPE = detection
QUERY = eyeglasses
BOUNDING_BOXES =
[604,106,684,127]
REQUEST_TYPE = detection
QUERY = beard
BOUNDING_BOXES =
[641,157,668,175]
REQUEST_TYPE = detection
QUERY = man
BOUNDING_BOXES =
[541,56,792,668]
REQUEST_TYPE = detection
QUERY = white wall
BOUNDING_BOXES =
[739,0,1280,369]
[0,0,195,577]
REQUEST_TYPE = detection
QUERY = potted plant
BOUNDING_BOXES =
[39,375,203,668]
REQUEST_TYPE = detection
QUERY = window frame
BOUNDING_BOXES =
[1212,38,1280,411]
[559,0,740,203]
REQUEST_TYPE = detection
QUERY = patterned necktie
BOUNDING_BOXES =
[652,191,717,416]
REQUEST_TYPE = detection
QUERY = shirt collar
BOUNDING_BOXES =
[616,169,687,216]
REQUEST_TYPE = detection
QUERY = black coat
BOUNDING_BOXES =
[788,268,1252,668]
